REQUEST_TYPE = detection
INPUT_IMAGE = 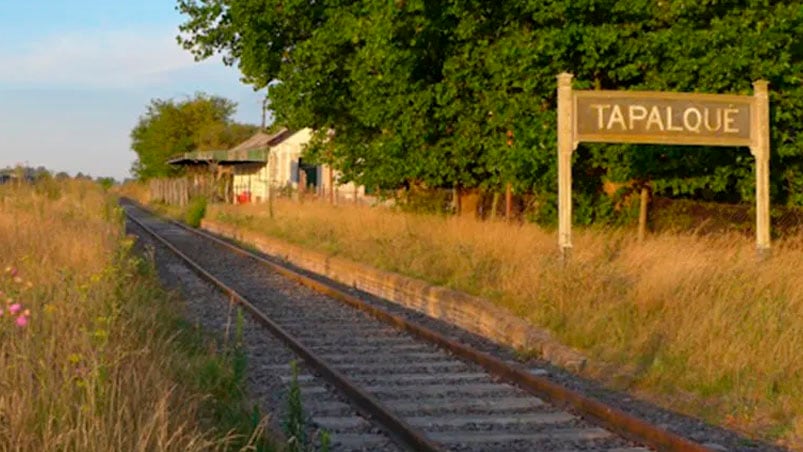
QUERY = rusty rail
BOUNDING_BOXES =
[124,199,712,452]
[123,202,443,452]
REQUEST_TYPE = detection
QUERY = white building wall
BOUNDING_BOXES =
[232,163,270,203]
[229,127,367,203]
[271,128,313,189]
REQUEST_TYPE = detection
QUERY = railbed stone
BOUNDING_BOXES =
[127,203,762,451]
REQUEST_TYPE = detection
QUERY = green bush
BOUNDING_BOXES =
[185,196,207,228]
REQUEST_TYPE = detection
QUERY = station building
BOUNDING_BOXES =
[167,128,366,204]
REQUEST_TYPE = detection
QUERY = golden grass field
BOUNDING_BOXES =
[0,180,267,451]
[206,197,802,449]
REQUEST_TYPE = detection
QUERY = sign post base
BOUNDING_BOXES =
[560,245,572,265]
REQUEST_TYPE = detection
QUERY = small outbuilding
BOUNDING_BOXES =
[167,127,366,204]
[228,128,292,203]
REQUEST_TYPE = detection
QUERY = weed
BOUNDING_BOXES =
[233,307,248,384]
[284,360,306,451]
[319,429,331,452]
[185,196,208,227]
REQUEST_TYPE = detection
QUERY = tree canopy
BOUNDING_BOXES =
[177,0,803,221]
[130,93,258,180]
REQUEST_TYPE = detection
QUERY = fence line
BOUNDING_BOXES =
[149,175,229,206]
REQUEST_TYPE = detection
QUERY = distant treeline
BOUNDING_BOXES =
[177,1,802,224]
[0,166,116,189]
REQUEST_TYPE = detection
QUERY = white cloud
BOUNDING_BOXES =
[0,27,208,88]
[0,25,263,180]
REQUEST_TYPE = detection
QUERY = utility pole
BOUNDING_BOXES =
[261,96,268,130]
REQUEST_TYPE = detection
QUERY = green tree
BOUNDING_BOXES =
[95,177,117,191]
[178,0,803,221]
[130,93,258,180]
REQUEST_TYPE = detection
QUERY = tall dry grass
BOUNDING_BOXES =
[0,180,263,451]
[117,180,151,205]
[211,199,803,448]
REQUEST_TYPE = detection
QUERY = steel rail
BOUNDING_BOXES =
[124,199,712,452]
[124,204,443,452]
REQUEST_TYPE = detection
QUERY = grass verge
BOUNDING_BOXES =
[206,198,802,449]
[0,180,273,450]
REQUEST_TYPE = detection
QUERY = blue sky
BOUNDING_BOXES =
[0,0,265,180]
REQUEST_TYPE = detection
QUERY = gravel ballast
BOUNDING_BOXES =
[124,202,783,452]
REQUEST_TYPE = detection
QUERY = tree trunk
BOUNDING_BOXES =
[505,183,512,222]
[638,185,650,242]
[490,191,500,220]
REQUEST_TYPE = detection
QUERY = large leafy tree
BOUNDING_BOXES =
[130,93,258,180]
[177,0,803,220]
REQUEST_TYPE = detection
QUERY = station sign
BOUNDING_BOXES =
[575,92,753,147]
[556,73,771,257]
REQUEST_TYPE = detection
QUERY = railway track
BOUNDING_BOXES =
[122,200,711,452]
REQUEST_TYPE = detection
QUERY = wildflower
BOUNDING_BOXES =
[5,266,17,277]
[13,276,23,284]
[16,316,27,327]
[8,303,21,314]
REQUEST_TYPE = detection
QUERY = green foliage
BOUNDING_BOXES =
[233,307,247,383]
[319,430,330,452]
[185,196,208,228]
[396,188,456,215]
[178,0,803,223]
[283,360,305,452]
[130,93,259,180]
[96,177,116,191]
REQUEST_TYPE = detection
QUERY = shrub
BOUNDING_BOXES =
[185,196,207,227]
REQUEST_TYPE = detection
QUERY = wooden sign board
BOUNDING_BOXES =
[556,73,771,258]
[575,91,753,147]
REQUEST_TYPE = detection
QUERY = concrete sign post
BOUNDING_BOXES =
[556,73,771,259]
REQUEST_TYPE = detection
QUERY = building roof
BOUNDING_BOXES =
[166,149,245,165]
[230,128,291,153]
[167,128,292,166]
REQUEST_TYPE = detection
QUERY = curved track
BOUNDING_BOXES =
[123,200,710,452]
